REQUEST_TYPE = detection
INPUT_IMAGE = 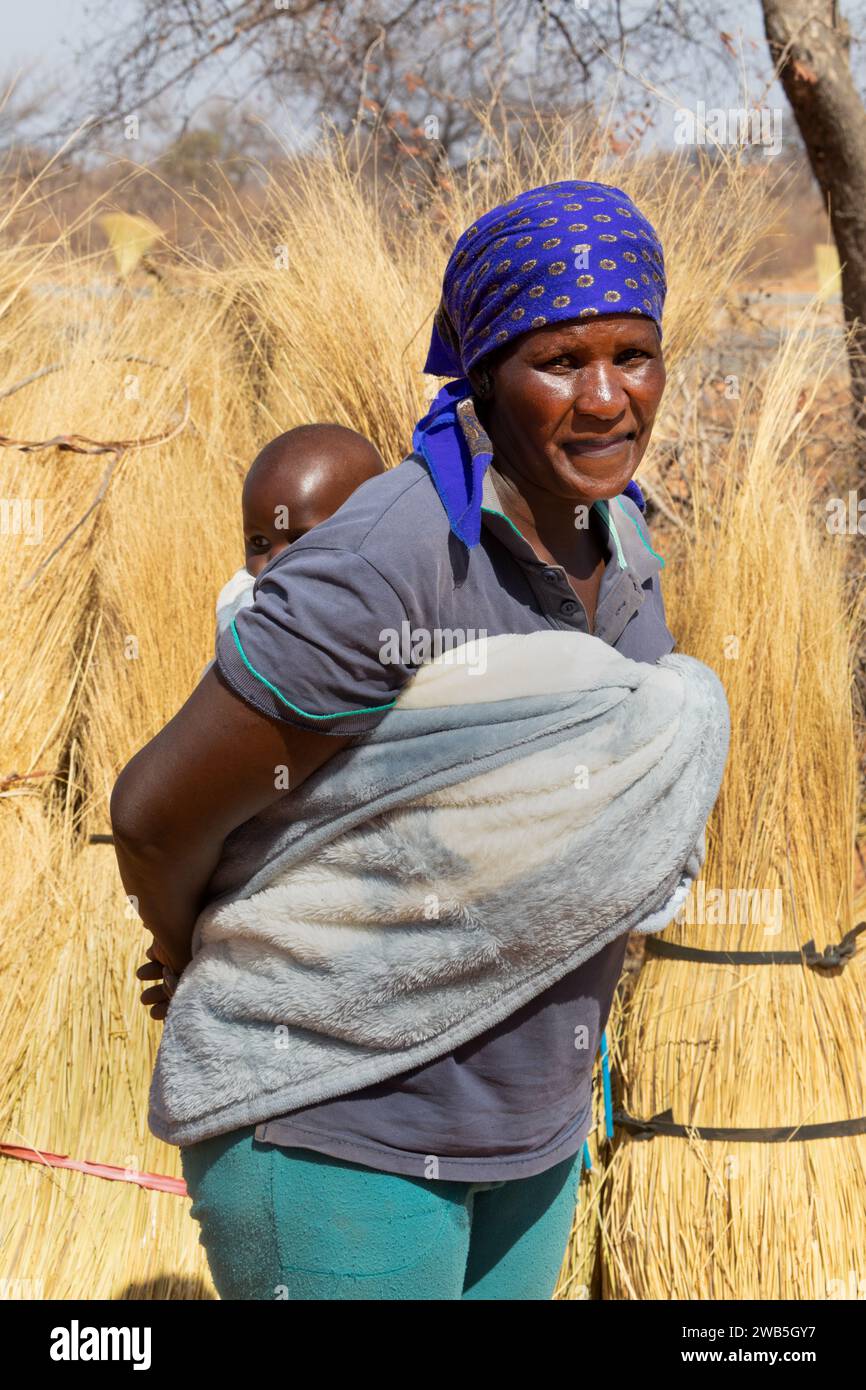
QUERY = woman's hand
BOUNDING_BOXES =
[136,942,177,1022]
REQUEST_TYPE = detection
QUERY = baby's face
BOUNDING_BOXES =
[243,505,295,577]
[242,473,338,576]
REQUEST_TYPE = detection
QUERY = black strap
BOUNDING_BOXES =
[644,921,866,970]
[613,1106,866,1142]
[88,833,114,844]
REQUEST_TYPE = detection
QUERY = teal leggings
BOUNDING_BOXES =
[180,1125,583,1300]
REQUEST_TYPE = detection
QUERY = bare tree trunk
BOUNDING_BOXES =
[762,0,866,421]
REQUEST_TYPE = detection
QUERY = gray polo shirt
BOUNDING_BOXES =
[214,452,675,1181]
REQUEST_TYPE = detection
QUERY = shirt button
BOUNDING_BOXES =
[542,567,560,583]
[560,598,578,616]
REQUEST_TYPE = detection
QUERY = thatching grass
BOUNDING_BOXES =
[601,304,866,1299]
[0,118,860,1299]
[0,829,216,1298]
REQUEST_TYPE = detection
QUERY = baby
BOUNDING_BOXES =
[207,423,386,665]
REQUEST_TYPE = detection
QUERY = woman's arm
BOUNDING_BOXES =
[110,665,353,975]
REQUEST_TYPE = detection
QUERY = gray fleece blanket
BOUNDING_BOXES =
[148,630,730,1146]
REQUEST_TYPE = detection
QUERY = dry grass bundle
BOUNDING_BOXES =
[0,340,107,779]
[0,263,256,830]
[0,797,59,1006]
[0,827,214,1298]
[602,302,866,1299]
[67,299,254,827]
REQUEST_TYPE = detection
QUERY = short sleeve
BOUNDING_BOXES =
[214,544,415,734]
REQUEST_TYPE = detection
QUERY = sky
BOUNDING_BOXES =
[4,0,99,94]
[5,0,77,64]
[3,0,250,148]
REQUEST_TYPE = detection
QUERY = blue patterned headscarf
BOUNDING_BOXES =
[413,179,666,547]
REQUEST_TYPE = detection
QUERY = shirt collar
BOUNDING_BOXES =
[479,462,664,588]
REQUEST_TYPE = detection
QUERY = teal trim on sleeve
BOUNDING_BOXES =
[228,619,398,720]
[614,496,665,568]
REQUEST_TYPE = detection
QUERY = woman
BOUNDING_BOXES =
[113,179,675,1300]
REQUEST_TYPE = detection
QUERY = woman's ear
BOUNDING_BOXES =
[468,363,494,400]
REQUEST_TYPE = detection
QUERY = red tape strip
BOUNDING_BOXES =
[0,1143,188,1196]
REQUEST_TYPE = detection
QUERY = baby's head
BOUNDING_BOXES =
[242,424,386,576]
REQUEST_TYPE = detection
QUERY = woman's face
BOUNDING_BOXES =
[471,313,665,505]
